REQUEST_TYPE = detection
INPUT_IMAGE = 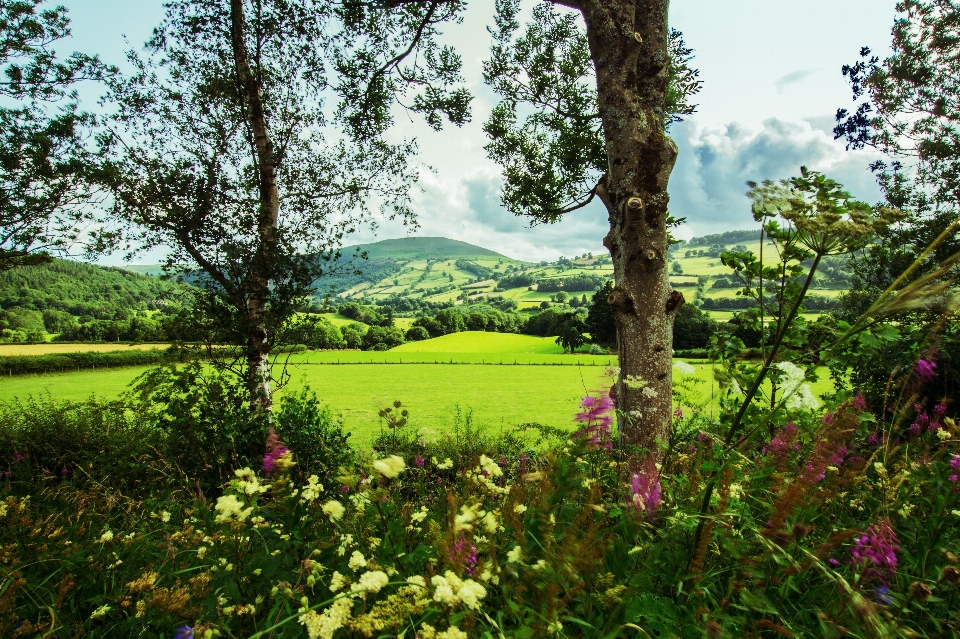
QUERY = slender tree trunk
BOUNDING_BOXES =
[582,0,682,453]
[230,0,280,411]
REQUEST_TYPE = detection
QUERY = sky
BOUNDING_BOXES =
[61,0,898,263]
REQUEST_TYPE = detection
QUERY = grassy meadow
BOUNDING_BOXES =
[0,330,836,447]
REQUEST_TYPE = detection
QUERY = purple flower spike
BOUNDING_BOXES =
[573,393,614,451]
[850,518,899,585]
[915,356,937,383]
[263,428,289,476]
[629,455,662,518]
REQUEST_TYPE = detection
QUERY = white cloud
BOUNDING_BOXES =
[668,117,885,238]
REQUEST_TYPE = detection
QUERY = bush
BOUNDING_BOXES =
[0,347,186,376]
[405,325,430,341]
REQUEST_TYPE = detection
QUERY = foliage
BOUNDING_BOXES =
[0,0,110,270]
[586,280,615,345]
[672,303,717,350]
[535,274,606,293]
[835,0,960,210]
[100,0,469,408]
[482,0,701,221]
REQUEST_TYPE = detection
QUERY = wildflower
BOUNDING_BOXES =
[431,571,487,609]
[547,620,564,634]
[763,423,798,456]
[89,604,111,621]
[301,476,324,502]
[234,467,269,495]
[909,581,932,601]
[674,406,684,420]
[914,355,937,383]
[300,597,353,639]
[850,518,899,584]
[414,455,426,468]
[263,428,291,476]
[410,506,429,523]
[454,503,482,531]
[434,457,454,470]
[321,499,345,521]
[629,455,662,518]
[352,570,389,595]
[159,511,171,523]
[674,360,696,375]
[372,455,406,478]
[99,530,114,543]
[348,551,367,571]
[573,393,614,451]
[215,494,253,523]
[775,361,820,411]
[513,504,527,514]
[506,545,523,564]
[173,626,194,639]
[329,571,348,592]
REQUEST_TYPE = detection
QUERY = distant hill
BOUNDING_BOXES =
[345,237,511,261]
[120,264,167,277]
[0,258,184,318]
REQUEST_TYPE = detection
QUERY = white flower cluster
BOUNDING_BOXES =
[465,455,510,495]
[673,360,696,375]
[321,500,345,522]
[431,571,487,609]
[300,475,324,503]
[214,494,253,523]
[233,467,269,496]
[372,455,405,478]
[775,361,820,411]
[454,502,500,533]
[433,457,454,470]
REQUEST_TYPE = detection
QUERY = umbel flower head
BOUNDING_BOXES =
[747,167,904,256]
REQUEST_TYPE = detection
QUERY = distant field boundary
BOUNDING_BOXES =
[0,348,189,377]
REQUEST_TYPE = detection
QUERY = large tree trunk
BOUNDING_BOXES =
[230,0,280,411]
[582,0,682,453]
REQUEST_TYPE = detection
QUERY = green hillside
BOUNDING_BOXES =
[0,258,183,317]
[346,236,510,261]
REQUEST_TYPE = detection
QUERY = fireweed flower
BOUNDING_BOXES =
[573,394,614,451]
[914,354,937,383]
[263,429,290,476]
[629,455,662,518]
[850,518,899,585]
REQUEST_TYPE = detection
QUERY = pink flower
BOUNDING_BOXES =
[914,356,937,383]
[850,518,899,584]
[263,428,289,476]
[674,406,684,420]
[629,455,661,518]
[763,423,798,456]
[414,456,425,468]
[573,394,614,451]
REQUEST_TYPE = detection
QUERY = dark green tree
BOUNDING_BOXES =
[0,0,110,271]
[483,0,701,451]
[101,0,469,410]
[586,280,616,345]
[672,303,716,350]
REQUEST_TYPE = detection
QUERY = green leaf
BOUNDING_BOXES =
[739,589,779,614]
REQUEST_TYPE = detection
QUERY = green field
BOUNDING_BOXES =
[0,326,835,447]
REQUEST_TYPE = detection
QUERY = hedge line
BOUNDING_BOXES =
[0,348,186,376]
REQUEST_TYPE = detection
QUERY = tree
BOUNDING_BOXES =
[483,0,701,452]
[101,0,469,410]
[586,280,616,345]
[0,1,109,271]
[835,0,960,211]
[672,303,716,350]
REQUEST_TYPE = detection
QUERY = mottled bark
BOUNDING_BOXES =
[230,0,279,411]
[581,0,682,453]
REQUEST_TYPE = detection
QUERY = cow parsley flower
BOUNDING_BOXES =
[214,494,253,523]
[348,551,367,571]
[775,361,819,411]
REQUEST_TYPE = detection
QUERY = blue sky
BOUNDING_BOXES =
[62,0,897,262]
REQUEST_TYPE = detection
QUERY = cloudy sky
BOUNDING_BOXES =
[63,0,897,262]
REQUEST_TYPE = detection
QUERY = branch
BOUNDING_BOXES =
[545,184,597,215]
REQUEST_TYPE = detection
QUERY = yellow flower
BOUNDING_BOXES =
[89,604,111,620]
[160,511,171,523]
[513,504,527,514]
[215,494,253,523]
[348,551,367,571]
[352,570,389,594]
[99,530,114,543]
[434,457,454,470]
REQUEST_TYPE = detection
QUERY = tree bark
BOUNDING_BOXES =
[230,0,280,411]
[581,0,682,453]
